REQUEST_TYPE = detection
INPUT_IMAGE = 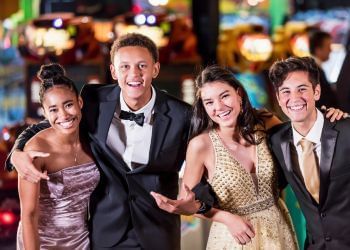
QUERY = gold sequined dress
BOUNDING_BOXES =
[206,130,298,250]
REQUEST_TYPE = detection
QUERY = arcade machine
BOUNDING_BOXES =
[217,23,273,109]
[18,13,106,119]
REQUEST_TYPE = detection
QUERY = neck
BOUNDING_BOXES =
[122,89,152,111]
[217,126,241,142]
[292,110,318,137]
[54,130,80,145]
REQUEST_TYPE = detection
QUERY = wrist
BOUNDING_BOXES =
[196,201,212,214]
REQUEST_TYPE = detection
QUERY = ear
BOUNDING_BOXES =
[275,92,282,107]
[78,96,83,109]
[42,107,48,120]
[110,64,118,80]
[152,62,160,79]
[314,84,321,101]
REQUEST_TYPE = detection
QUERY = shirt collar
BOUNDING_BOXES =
[293,109,324,146]
[119,86,156,123]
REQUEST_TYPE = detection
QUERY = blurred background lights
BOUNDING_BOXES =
[53,18,63,28]
[149,0,169,7]
[134,14,146,25]
[147,15,156,25]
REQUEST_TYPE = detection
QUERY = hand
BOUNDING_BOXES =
[11,150,50,183]
[322,106,349,122]
[224,213,255,245]
[150,183,201,215]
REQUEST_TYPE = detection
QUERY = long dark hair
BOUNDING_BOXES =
[191,65,270,145]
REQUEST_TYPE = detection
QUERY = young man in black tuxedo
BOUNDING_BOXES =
[6,33,208,250]
[269,56,350,249]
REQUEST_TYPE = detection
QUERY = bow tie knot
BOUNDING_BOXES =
[119,110,145,126]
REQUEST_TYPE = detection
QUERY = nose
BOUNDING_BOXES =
[290,90,302,100]
[214,100,225,111]
[58,108,69,119]
[130,65,142,76]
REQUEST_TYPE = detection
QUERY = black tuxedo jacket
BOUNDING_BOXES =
[269,118,350,249]
[80,84,191,249]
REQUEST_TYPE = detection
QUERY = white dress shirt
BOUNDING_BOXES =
[106,87,156,169]
[292,109,324,167]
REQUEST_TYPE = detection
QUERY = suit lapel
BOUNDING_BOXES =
[280,126,294,173]
[149,90,170,162]
[279,123,313,200]
[90,86,130,172]
[319,119,338,205]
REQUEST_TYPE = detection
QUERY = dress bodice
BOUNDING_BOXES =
[208,129,279,215]
[17,162,100,250]
[206,129,298,249]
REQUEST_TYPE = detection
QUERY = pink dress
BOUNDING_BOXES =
[17,162,100,249]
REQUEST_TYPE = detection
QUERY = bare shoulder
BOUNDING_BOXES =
[188,132,211,154]
[24,128,52,152]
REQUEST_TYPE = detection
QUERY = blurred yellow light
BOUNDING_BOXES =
[239,34,272,62]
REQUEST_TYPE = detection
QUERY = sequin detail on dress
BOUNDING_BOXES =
[17,162,100,250]
[206,130,298,250]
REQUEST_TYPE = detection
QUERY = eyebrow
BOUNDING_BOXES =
[279,83,310,91]
[48,100,73,109]
[202,90,229,101]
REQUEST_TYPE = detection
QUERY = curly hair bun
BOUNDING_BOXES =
[37,63,66,81]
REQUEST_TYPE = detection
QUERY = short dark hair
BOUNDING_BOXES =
[110,33,159,63]
[309,30,331,55]
[269,56,320,91]
[37,63,78,104]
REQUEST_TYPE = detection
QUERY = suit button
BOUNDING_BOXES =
[325,236,331,241]
[320,212,326,218]
[129,195,136,201]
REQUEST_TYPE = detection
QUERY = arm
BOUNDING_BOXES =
[151,136,208,215]
[18,142,44,250]
[5,121,50,182]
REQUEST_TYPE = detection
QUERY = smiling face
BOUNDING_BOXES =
[110,46,160,110]
[201,81,242,129]
[42,86,83,135]
[276,71,320,130]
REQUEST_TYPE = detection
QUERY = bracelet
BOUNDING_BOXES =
[196,201,211,214]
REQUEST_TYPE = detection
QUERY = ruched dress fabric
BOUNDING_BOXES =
[17,162,100,250]
[206,130,298,250]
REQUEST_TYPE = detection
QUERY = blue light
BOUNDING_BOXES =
[53,18,63,28]
[147,15,156,25]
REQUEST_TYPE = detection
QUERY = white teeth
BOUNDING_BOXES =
[128,82,142,87]
[59,119,74,129]
[218,110,231,118]
[289,105,305,111]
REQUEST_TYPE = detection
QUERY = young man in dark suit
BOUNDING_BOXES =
[6,33,206,249]
[268,56,350,249]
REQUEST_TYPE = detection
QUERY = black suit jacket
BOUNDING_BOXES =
[269,117,350,249]
[81,84,192,249]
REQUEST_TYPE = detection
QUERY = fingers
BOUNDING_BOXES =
[28,151,50,159]
[182,183,195,201]
[325,107,343,122]
[150,192,177,213]
[20,163,49,183]
[344,112,349,119]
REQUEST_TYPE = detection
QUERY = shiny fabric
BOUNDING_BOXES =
[17,162,100,249]
[299,138,320,203]
[206,130,298,250]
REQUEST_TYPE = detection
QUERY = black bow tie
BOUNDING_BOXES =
[119,110,145,126]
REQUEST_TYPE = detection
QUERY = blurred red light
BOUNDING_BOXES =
[0,211,16,225]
